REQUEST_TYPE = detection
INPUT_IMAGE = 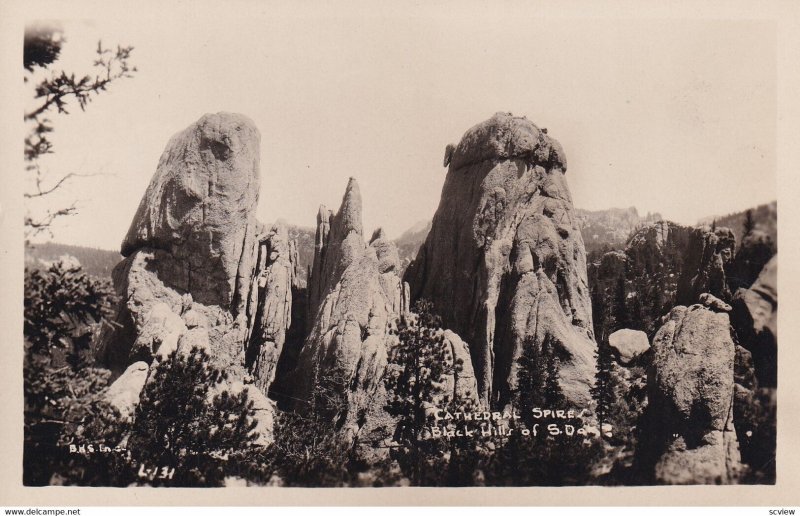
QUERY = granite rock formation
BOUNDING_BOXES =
[405,112,596,407]
[638,304,742,484]
[97,112,262,375]
[625,221,735,306]
[699,292,732,313]
[246,222,300,394]
[292,178,409,438]
[608,329,649,365]
[589,221,737,338]
[105,361,149,420]
[730,229,777,291]
[96,113,278,444]
[440,330,480,405]
[733,255,777,341]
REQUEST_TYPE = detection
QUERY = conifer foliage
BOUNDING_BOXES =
[591,337,617,433]
[485,333,602,486]
[23,263,124,485]
[383,299,472,485]
[128,348,260,487]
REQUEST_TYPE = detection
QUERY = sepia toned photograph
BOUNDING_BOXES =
[5,1,792,502]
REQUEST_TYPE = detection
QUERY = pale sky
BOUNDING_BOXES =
[25,9,777,251]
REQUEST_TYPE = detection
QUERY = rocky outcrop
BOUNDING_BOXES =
[637,304,742,484]
[589,221,737,338]
[731,255,777,387]
[730,229,776,291]
[246,222,299,393]
[624,220,735,306]
[733,255,777,341]
[678,226,735,304]
[440,330,480,405]
[405,112,596,407]
[96,113,276,444]
[608,329,649,365]
[105,361,149,419]
[120,112,261,313]
[97,112,262,375]
[292,178,408,438]
[699,293,732,313]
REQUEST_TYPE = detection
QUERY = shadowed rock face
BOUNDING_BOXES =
[246,222,300,394]
[96,113,276,444]
[293,178,408,438]
[98,112,262,376]
[731,255,777,387]
[637,304,742,484]
[589,221,738,338]
[624,221,735,306]
[405,112,596,407]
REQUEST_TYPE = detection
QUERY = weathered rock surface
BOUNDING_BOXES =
[589,221,737,338]
[440,330,480,404]
[292,178,408,438]
[405,112,596,407]
[608,329,649,365]
[637,304,742,484]
[95,113,275,443]
[121,112,261,312]
[97,113,262,375]
[246,222,299,393]
[700,292,732,313]
[730,229,776,291]
[733,255,777,339]
[625,221,735,306]
[105,361,150,419]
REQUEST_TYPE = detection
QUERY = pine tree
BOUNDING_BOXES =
[485,333,601,486]
[257,371,354,486]
[542,335,565,408]
[613,276,628,331]
[590,284,608,350]
[743,209,756,236]
[591,337,616,434]
[515,335,547,426]
[128,348,261,487]
[383,299,464,485]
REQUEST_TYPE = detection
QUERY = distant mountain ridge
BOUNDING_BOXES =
[697,201,777,249]
[395,219,433,272]
[28,202,776,284]
[575,207,662,253]
[25,242,122,278]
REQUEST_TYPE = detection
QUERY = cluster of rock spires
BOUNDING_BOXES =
[290,178,409,439]
[94,111,776,485]
[598,217,777,484]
